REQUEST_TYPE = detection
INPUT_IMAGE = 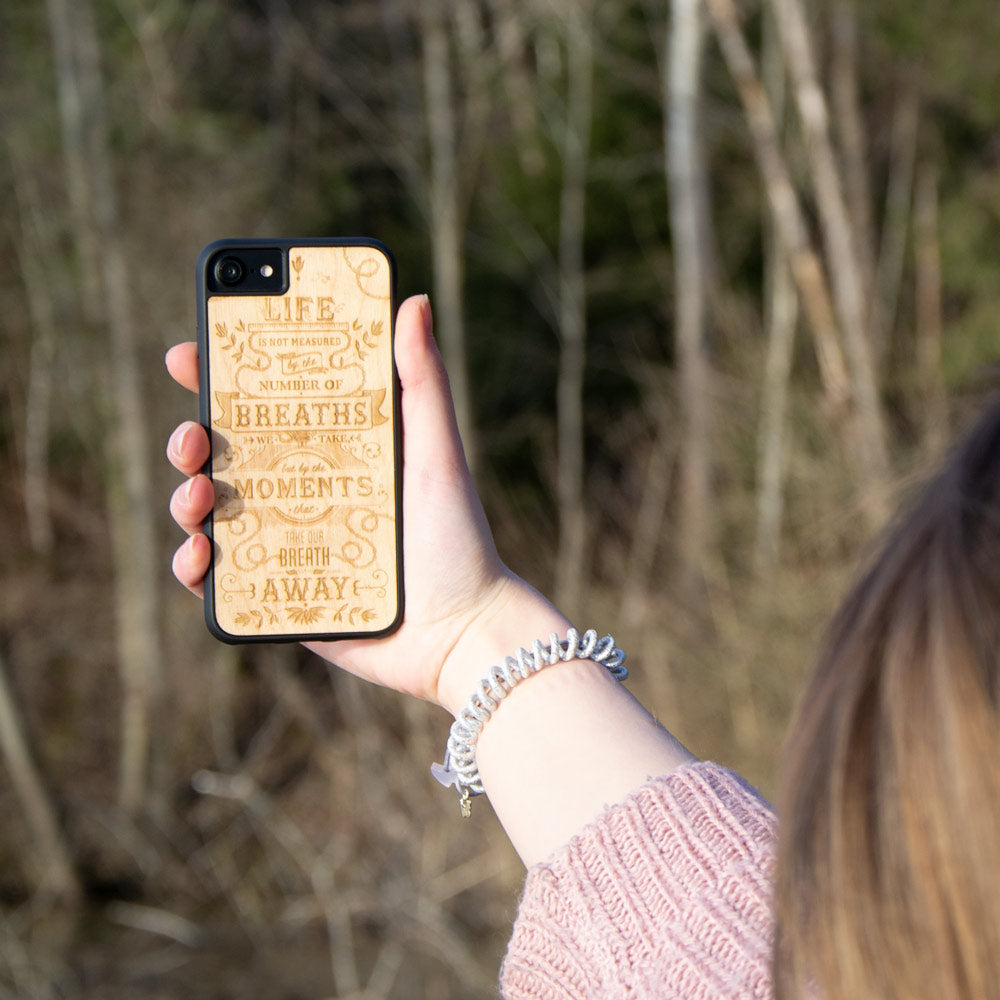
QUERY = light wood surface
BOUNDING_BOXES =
[206,244,399,638]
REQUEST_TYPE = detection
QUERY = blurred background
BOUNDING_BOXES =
[0,0,998,996]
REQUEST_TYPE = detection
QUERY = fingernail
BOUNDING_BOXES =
[179,476,197,507]
[418,294,434,336]
[169,422,193,462]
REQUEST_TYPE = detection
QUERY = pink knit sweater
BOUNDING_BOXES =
[500,761,776,999]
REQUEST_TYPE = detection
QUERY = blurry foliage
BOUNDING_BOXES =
[860,0,1000,129]
[939,180,1000,387]
[0,0,998,996]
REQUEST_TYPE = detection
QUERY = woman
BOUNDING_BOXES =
[167,295,1000,998]
[773,386,1000,999]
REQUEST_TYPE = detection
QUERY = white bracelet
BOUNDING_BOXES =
[430,628,627,816]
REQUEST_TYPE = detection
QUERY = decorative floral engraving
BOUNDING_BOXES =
[209,244,397,637]
[287,606,327,626]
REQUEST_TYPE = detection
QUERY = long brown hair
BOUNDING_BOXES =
[774,399,1000,999]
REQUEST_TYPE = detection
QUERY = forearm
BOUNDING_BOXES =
[436,579,695,866]
[169,297,694,869]
[479,660,694,865]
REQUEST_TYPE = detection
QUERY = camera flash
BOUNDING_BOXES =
[260,264,274,278]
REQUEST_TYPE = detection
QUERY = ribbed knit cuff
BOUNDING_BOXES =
[500,761,777,1000]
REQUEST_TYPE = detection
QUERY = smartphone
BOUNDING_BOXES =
[195,238,403,642]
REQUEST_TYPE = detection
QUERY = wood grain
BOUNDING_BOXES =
[205,244,399,639]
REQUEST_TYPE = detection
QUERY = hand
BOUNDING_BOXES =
[169,293,693,864]
[166,294,569,714]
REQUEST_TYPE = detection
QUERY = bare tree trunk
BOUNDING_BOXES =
[755,253,798,571]
[419,0,476,470]
[293,2,492,471]
[23,336,56,557]
[554,2,594,614]
[618,385,681,715]
[874,77,920,353]
[706,0,894,529]
[754,4,798,574]
[489,0,545,175]
[8,143,61,556]
[621,384,678,623]
[914,160,947,455]
[770,0,890,525]
[45,0,166,822]
[666,0,712,591]
[0,651,80,902]
[830,1,876,312]
[704,0,851,420]
[265,0,296,224]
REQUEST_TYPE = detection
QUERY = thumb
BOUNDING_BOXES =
[394,295,471,480]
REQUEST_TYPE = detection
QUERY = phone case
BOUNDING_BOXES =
[196,239,402,642]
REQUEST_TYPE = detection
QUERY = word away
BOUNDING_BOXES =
[261,575,367,603]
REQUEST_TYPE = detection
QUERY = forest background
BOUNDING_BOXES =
[0,0,998,997]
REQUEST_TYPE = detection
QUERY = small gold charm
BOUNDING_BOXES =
[460,787,472,819]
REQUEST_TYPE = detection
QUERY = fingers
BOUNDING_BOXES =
[394,295,441,385]
[166,345,207,597]
[165,295,471,605]
[394,295,452,407]
[392,296,499,580]
[393,294,471,481]
[167,420,210,475]
[166,342,199,393]
[169,472,213,596]
[170,473,214,535]
[171,533,210,597]
[167,418,213,593]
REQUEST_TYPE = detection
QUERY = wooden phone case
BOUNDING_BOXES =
[196,239,402,642]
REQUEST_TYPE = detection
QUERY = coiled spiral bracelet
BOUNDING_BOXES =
[430,628,627,817]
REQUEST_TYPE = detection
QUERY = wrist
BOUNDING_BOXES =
[433,574,572,717]
[432,628,628,814]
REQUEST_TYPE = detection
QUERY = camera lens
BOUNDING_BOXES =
[214,256,245,286]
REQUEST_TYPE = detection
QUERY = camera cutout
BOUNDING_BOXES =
[214,256,245,286]
[206,246,288,295]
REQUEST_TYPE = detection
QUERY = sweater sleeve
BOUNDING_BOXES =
[500,761,776,1000]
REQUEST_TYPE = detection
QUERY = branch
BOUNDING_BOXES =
[704,0,852,417]
[0,650,80,902]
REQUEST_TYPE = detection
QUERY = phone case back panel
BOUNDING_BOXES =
[204,244,400,640]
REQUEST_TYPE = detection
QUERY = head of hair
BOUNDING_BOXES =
[774,398,1000,999]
